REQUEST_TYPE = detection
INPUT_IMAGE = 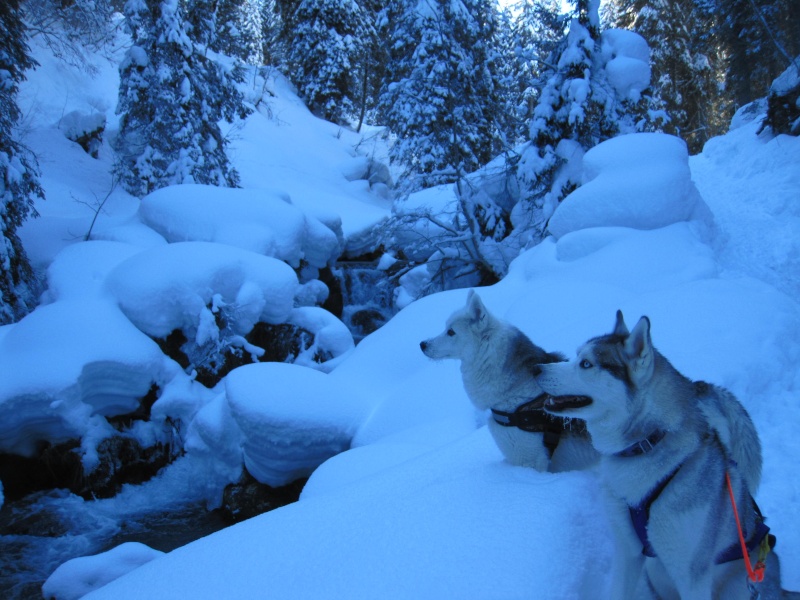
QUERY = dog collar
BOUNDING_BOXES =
[615,429,667,458]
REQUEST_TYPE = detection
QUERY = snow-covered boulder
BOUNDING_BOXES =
[58,110,106,158]
[0,299,174,460]
[338,155,393,188]
[138,184,344,269]
[41,241,143,303]
[226,363,371,487]
[761,60,800,136]
[547,133,713,239]
[106,241,299,340]
[42,542,163,600]
[286,307,355,371]
[600,29,651,102]
[184,393,244,506]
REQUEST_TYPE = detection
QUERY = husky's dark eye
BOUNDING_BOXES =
[447,328,456,337]
[579,359,593,369]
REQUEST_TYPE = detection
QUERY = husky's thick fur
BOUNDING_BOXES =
[420,290,597,472]
[535,311,798,599]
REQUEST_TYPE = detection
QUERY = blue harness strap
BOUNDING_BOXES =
[629,469,775,562]
[628,465,681,557]
[622,428,776,563]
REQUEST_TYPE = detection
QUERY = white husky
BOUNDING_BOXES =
[420,290,597,472]
[535,310,799,600]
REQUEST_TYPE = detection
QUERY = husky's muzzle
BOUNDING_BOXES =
[544,395,593,412]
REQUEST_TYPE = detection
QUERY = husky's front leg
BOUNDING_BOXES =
[605,497,648,599]
[487,420,550,471]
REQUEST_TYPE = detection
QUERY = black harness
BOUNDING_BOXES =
[490,394,587,458]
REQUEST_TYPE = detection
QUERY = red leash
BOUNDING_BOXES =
[725,471,766,583]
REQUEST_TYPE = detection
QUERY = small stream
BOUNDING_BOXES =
[0,489,229,600]
[331,260,398,343]
[0,264,399,599]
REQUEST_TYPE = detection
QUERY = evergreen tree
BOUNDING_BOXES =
[716,0,800,108]
[260,0,283,65]
[515,0,663,239]
[239,0,265,64]
[114,0,251,197]
[217,0,260,62]
[378,0,502,191]
[0,0,43,324]
[184,0,259,63]
[184,0,217,50]
[284,0,376,124]
[497,0,565,145]
[608,0,723,153]
[23,0,116,72]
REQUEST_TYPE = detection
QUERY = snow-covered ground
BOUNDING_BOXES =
[3,27,800,600]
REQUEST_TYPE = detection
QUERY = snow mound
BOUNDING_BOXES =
[138,184,343,269]
[225,363,371,487]
[106,241,299,339]
[184,394,244,505]
[691,118,800,299]
[601,29,651,101]
[286,307,355,371]
[83,431,615,600]
[42,241,142,302]
[547,133,712,238]
[43,542,163,600]
[0,299,173,458]
[58,110,105,150]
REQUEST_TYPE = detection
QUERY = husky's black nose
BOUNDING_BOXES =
[420,341,428,352]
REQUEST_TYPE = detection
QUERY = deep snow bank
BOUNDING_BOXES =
[547,133,712,238]
[80,122,800,598]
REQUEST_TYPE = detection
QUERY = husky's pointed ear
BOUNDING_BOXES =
[624,316,654,384]
[467,290,487,323]
[613,310,629,337]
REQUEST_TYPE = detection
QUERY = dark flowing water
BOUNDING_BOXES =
[0,489,229,600]
[0,266,396,599]
[333,261,397,342]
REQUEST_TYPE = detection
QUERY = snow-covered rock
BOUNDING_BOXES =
[225,363,371,487]
[601,29,651,102]
[287,307,355,371]
[184,393,244,506]
[0,299,175,460]
[41,241,142,303]
[762,60,800,136]
[58,110,106,158]
[106,241,299,339]
[42,542,163,600]
[138,184,343,269]
[547,133,713,239]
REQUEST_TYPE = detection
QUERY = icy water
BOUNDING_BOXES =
[0,489,229,599]
[333,262,397,342]
[0,267,397,599]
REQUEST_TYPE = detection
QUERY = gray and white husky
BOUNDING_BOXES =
[535,310,798,600]
[420,290,598,472]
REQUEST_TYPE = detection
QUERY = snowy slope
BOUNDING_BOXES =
[80,122,800,598]
[5,28,800,600]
